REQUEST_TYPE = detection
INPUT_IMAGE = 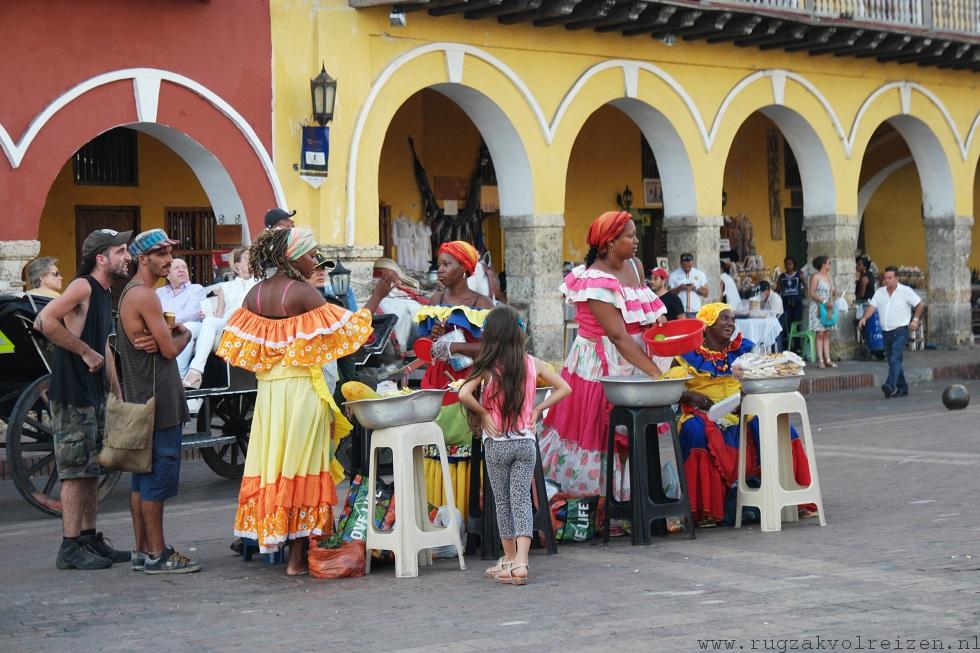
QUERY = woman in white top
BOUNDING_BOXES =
[183,248,257,388]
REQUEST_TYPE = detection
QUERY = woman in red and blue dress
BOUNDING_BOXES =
[415,240,492,519]
[675,303,815,526]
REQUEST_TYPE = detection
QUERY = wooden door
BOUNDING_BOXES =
[74,206,140,265]
[74,206,140,306]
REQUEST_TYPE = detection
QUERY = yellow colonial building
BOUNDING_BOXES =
[263,0,980,358]
[4,1,979,359]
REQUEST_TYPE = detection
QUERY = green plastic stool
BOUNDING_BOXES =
[788,321,816,363]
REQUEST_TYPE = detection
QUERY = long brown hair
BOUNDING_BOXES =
[464,305,528,433]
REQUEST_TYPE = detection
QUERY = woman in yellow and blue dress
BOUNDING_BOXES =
[416,240,492,521]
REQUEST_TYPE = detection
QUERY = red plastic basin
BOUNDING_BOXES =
[642,318,705,356]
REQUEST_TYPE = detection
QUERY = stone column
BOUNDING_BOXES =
[317,244,384,303]
[501,214,565,361]
[663,215,723,301]
[804,214,860,358]
[0,240,41,293]
[924,215,973,348]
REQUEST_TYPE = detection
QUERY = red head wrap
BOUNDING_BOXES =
[587,211,632,249]
[437,240,479,276]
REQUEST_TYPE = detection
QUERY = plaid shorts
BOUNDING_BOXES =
[51,401,105,480]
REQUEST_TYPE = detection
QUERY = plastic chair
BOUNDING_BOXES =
[735,391,827,532]
[788,321,816,362]
[365,422,467,578]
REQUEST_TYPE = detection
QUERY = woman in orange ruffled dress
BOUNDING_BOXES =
[217,228,392,575]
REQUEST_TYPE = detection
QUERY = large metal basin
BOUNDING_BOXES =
[740,375,803,394]
[533,386,552,408]
[345,389,447,430]
[598,375,690,407]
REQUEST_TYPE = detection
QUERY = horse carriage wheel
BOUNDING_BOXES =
[6,375,121,517]
[197,392,254,479]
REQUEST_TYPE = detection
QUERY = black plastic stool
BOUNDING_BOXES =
[467,436,557,560]
[603,405,696,545]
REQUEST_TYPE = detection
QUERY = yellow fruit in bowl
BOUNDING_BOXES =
[653,334,667,342]
[341,381,381,401]
[659,366,690,380]
[535,361,556,387]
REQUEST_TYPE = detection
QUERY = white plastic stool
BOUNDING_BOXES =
[735,391,826,532]
[365,421,466,578]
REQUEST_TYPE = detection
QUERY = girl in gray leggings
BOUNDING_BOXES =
[458,306,570,585]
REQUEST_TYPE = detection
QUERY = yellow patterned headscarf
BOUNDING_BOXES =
[285,228,317,261]
[696,302,730,327]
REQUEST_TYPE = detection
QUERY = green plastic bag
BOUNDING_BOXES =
[435,403,474,447]
[557,496,599,542]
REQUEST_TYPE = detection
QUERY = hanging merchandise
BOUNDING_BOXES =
[392,214,415,271]
[407,137,487,261]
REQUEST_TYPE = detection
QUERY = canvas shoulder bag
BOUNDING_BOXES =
[98,320,155,473]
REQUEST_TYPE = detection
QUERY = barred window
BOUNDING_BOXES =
[73,128,138,186]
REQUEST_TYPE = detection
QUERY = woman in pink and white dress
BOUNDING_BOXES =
[539,211,667,498]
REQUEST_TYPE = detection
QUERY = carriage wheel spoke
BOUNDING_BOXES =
[26,453,55,476]
[18,442,53,452]
[232,446,239,465]
[43,469,59,495]
[24,416,54,440]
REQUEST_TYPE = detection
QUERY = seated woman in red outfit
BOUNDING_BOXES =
[539,211,667,498]
[675,303,815,527]
[415,240,493,519]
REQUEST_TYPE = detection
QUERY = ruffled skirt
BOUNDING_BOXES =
[539,334,652,498]
[234,365,346,552]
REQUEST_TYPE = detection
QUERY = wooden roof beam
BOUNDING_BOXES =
[597,4,672,33]
[623,8,699,37]
[835,31,888,57]
[467,0,542,19]
[566,1,647,30]
[782,26,837,52]
[704,15,762,43]
[746,25,810,50]
[499,0,581,24]
[855,34,911,59]
[915,42,967,66]
[877,37,933,63]
[807,29,864,56]
[678,12,735,41]
[733,19,784,46]
[429,0,502,16]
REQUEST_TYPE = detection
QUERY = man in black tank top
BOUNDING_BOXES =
[35,229,139,570]
[118,229,200,574]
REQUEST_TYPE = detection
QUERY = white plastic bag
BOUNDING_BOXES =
[431,505,465,558]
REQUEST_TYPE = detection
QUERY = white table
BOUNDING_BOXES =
[735,316,783,352]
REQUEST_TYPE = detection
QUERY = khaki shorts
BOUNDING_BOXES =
[51,401,105,480]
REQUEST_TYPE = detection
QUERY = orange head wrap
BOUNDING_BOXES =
[587,211,632,249]
[437,240,480,276]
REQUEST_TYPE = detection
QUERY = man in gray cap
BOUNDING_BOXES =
[34,229,140,570]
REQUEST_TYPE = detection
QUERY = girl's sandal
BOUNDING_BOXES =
[484,557,510,578]
[496,562,528,585]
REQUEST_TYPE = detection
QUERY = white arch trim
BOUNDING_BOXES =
[0,67,287,209]
[858,156,914,219]
[350,42,978,240]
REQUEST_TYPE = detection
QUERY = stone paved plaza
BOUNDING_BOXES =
[2,380,979,652]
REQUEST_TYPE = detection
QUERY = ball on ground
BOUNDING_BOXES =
[941,384,970,410]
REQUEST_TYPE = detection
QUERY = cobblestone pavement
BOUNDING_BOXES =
[2,380,979,652]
